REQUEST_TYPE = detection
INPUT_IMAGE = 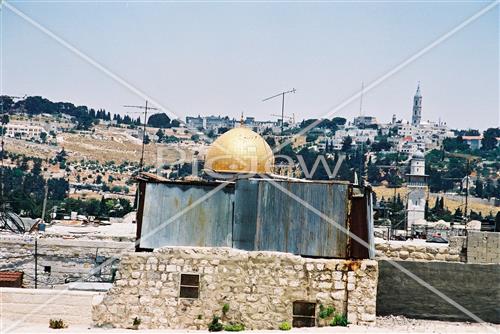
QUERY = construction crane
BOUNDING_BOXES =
[262,88,296,135]
[123,100,160,172]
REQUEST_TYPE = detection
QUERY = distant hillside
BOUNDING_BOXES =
[0,95,140,130]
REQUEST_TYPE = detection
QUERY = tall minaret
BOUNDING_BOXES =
[411,83,422,126]
[406,150,427,231]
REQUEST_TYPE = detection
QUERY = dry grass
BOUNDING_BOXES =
[372,186,498,216]
[2,125,199,165]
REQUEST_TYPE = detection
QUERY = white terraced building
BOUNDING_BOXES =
[4,123,46,139]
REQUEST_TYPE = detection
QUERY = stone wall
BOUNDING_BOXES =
[92,247,378,330]
[0,234,133,288]
[377,260,500,323]
[0,287,102,326]
[375,238,466,262]
[467,231,500,264]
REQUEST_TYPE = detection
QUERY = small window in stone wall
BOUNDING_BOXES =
[292,301,316,327]
[179,274,199,299]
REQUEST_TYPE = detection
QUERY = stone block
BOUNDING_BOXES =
[411,252,426,260]
[399,250,410,260]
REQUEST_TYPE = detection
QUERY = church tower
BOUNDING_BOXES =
[406,151,427,231]
[411,83,422,126]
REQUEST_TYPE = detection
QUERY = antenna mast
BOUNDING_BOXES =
[263,88,296,135]
[123,100,160,172]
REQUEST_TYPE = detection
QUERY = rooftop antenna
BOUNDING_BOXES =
[359,82,364,117]
[123,100,160,172]
[263,88,296,135]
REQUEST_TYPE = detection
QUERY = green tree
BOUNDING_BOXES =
[156,129,165,142]
[147,113,171,128]
[341,136,353,152]
[481,128,500,150]
[443,136,469,152]
[475,179,484,198]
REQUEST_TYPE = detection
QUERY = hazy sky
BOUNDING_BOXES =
[1,1,498,130]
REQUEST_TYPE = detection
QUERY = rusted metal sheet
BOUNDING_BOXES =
[234,179,349,258]
[0,271,23,288]
[137,177,373,259]
[139,182,235,249]
[233,180,259,250]
[349,189,370,259]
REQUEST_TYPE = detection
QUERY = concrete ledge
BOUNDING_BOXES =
[0,235,133,249]
[0,288,102,325]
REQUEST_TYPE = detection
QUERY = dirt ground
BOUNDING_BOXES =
[1,317,498,334]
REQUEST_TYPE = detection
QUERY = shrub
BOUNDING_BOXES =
[279,322,292,330]
[319,304,335,319]
[49,319,66,329]
[224,322,245,331]
[222,303,230,315]
[132,317,141,326]
[208,316,223,332]
[330,313,348,327]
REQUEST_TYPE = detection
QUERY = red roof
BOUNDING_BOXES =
[462,135,482,140]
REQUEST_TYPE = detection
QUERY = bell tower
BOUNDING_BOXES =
[412,83,422,126]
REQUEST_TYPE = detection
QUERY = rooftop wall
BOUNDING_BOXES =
[0,234,132,288]
[374,239,465,263]
[377,260,500,324]
[467,231,500,264]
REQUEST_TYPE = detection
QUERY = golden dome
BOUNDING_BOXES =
[205,127,274,174]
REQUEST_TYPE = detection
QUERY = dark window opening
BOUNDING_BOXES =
[179,274,199,299]
[292,301,316,327]
[44,266,51,273]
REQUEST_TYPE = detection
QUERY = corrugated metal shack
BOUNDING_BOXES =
[136,174,374,259]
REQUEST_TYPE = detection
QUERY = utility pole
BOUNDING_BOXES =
[34,236,38,289]
[41,179,49,224]
[443,151,479,222]
[123,100,160,172]
[464,159,470,220]
[263,88,296,135]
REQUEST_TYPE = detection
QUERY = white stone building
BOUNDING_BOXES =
[4,123,46,140]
